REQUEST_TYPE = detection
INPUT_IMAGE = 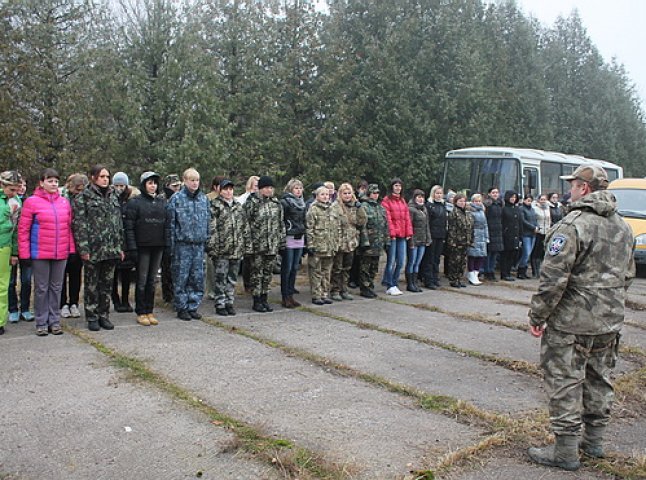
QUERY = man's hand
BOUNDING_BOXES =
[529,322,546,338]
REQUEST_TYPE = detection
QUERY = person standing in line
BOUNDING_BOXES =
[280,178,306,308]
[0,171,22,335]
[160,174,182,304]
[348,179,369,289]
[500,190,522,282]
[531,193,552,277]
[8,177,33,323]
[330,183,365,301]
[244,176,285,313]
[518,195,539,279]
[125,172,167,326]
[445,194,473,288]
[482,187,503,281]
[18,168,75,336]
[166,168,210,321]
[356,184,389,298]
[60,173,88,319]
[381,178,413,295]
[207,179,250,316]
[527,165,634,471]
[237,175,259,293]
[72,165,124,331]
[548,192,564,225]
[205,175,225,301]
[111,172,138,312]
[406,189,431,292]
[419,185,447,289]
[466,193,488,286]
[306,186,338,305]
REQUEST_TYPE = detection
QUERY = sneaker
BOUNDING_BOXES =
[386,286,403,296]
[36,326,48,336]
[50,324,63,335]
[147,314,159,326]
[69,304,81,318]
[9,311,20,323]
[61,305,71,318]
[21,311,35,322]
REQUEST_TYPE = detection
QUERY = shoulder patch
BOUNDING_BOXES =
[548,234,567,256]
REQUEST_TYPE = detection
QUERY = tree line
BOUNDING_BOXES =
[2,0,645,190]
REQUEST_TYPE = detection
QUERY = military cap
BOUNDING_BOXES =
[367,184,380,194]
[0,170,22,186]
[560,164,609,190]
[219,179,235,189]
[164,174,181,186]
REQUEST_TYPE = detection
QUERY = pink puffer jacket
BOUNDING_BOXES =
[381,194,413,238]
[18,187,75,260]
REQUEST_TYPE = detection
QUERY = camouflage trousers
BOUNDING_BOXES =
[358,254,380,290]
[211,257,240,308]
[171,243,206,313]
[308,254,333,300]
[541,328,620,436]
[84,259,118,323]
[249,254,276,297]
[331,251,354,294]
[161,250,173,303]
[445,246,467,282]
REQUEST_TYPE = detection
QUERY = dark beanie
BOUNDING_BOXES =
[258,175,274,189]
[390,177,403,190]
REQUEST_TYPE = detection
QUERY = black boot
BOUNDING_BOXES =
[518,267,530,279]
[261,294,273,312]
[411,273,422,292]
[252,296,267,312]
[406,273,417,292]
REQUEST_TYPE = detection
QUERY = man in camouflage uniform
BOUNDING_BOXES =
[527,165,635,471]
[161,174,182,303]
[244,176,285,312]
[207,179,250,316]
[357,184,390,298]
[166,168,210,321]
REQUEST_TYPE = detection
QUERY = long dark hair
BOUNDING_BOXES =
[40,168,59,180]
[89,164,110,183]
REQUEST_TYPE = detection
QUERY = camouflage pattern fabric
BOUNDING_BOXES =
[445,206,473,282]
[172,243,205,312]
[161,250,173,303]
[445,245,468,283]
[306,201,339,256]
[540,328,619,435]
[211,257,240,308]
[330,200,366,253]
[358,198,389,256]
[244,194,285,255]
[308,254,333,300]
[358,255,379,290]
[331,251,354,295]
[207,196,251,260]
[84,259,118,322]
[73,184,124,262]
[249,254,276,296]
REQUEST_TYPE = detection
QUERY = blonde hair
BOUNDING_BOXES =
[429,185,444,203]
[182,168,200,181]
[315,185,329,198]
[284,178,303,194]
[470,193,482,202]
[245,175,260,192]
[324,181,335,191]
[66,173,89,190]
[334,183,357,213]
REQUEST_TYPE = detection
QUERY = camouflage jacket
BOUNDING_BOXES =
[446,205,474,251]
[165,187,210,250]
[244,193,285,255]
[529,190,635,335]
[207,196,251,260]
[72,184,124,262]
[330,200,367,253]
[358,198,389,256]
[306,201,339,256]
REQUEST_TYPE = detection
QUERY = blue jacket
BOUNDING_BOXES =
[166,187,210,249]
[467,203,489,257]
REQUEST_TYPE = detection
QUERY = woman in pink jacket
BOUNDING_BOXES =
[18,168,75,336]
[380,178,413,295]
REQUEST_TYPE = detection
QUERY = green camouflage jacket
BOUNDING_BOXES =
[72,184,124,262]
[207,196,251,260]
[529,190,635,335]
[330,200,367,253]
[358,198,389,256]
[306,201,339,256]
[446,205,474,250]
[244,193,285,255]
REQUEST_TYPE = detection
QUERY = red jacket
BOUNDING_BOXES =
[381,194,413,238]
[18,187,75,260]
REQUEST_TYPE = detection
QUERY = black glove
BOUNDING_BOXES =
[127,250,138,264]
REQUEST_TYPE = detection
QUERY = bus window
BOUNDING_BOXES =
[443,158,519,195]
[523,167,538,199]
[540,162,561,195]
[606,169,619,182]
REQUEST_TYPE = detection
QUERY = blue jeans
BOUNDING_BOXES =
[406,245,426,273]
[280,247,303,297]
[519,235,536,269]
[483,251,500,274]
[382,238,407,288]
[9,260,32,313]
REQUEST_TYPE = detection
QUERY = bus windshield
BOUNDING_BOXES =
[443,158,520,197]
[611,189,646,219]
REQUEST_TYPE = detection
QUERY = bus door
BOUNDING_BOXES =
[523,167,539,199]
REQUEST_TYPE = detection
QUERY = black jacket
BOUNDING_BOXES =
[125,191,167,250]
[280,192,306,237]
[484,197,503,252]
[501,191,521,251]
[426,200,448,239]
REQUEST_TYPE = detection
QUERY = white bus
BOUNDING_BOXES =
[442,147,623,198]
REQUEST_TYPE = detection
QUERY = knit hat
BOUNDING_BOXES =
[0,171,22,187]
[112,172,129,186]
[257,175,274,189]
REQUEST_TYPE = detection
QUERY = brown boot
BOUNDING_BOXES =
[289,295,301,307]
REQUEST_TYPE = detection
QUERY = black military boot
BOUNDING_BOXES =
[528,435,581,471]
[261,294,273,312]
[98,318,114,330]
[517,267,530,279]
[252,296,267,313]
[581,425,606,458]
[406,273,416,292]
